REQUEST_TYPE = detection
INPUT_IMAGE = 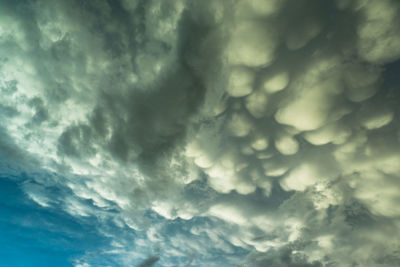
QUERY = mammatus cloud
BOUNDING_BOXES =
[1,0,400,266]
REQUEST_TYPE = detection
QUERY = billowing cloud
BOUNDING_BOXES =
[1,0,400,266]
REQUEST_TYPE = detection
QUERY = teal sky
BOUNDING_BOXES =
[1,0,400,266]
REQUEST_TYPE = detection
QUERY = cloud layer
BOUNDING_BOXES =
[1,0,400,266]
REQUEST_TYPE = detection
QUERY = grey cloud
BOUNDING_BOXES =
[28,97,49,125]
[138,255,160,267]
[2,0,400,266]
[242,246,323,267]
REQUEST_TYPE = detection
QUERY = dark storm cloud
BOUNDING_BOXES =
[0,127,33,176]
[2,0,400,266]
[243,246,323,267]
[138,255,160,267]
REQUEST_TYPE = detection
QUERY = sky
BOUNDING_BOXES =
[1,0,400,266]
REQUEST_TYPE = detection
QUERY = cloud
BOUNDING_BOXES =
[242,246,323,267]
[357,0,400,63]
[1,0,400,266]
[138,255,160,267]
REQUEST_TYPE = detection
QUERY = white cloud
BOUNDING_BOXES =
[225,21,277,67]
[357,0,400,63]
[274,133,299,155]
[262,71,290,94]
[226,67,254,97]
[245,90,268,118]
[280,163,319,192]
